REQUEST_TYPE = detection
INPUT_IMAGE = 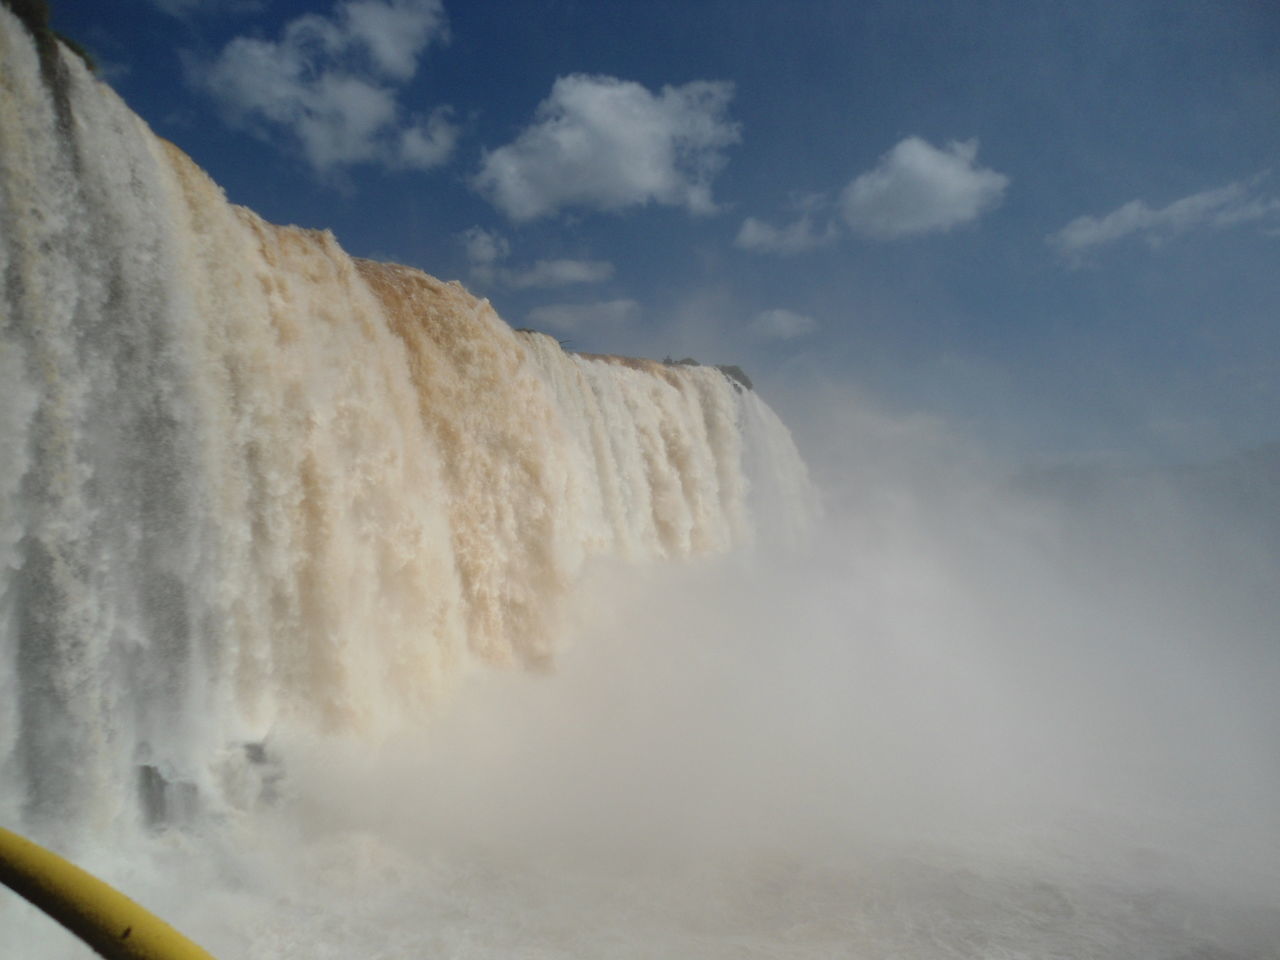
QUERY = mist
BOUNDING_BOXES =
[20,387,1275,960]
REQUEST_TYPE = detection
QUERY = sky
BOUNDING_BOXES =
[47,0,1280,464]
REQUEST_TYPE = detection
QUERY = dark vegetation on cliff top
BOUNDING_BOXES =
[4,0,97,73]
[512,330,755,393]
[666,357,754,393]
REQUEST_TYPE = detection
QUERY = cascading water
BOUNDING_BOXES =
[0,7,812,848]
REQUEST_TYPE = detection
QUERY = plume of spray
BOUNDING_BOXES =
[62,381,1276,960]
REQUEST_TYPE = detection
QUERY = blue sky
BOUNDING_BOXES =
[51,0,1280,463]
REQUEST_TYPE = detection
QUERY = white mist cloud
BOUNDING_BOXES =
[840,137,1009,239]
[749,308,819,341]
[459,226,509,267]
[1048,173,1280,261]
[458,227,614,289]
[503,260,615,289]
[269,399,1280,955]
[473,75,740,221]
[398,107,460,169]
[526,299,640,333]
[194,0,457,174]
[735,213,836,255]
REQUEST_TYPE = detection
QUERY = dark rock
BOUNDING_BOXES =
[716,364,753,392]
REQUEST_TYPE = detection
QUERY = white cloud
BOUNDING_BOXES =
[458,227,614,289]
[748,308,819,341]
[194,0,456,174]
[735,214,836,255]
[473,75,740,221]
[342,0,445,80]
[459,226,510,268]
[526,300,640,334]
[738,145,1004,253]
[840,137,1009,239]
[398,107,460,169]
[1048,174,1280,261]
[503,260,615,289]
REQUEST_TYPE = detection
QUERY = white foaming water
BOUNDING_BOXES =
[0,8,812,837]
[4,13,1280,959]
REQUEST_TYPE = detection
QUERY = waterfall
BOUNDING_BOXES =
[0,9,813,841]
[6,14,1280,960]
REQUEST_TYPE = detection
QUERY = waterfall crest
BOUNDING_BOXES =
[0,12,813,835]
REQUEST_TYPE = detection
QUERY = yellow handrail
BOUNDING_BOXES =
[0,826,218,960]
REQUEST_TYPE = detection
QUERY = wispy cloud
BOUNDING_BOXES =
[503,260,615,289]
[458,226,614,289]
[1048,173,1280,262]
[840,137,1008,239]
[146,0,264,16]
[748,308,819,341]
[526,299,640,334]
[459,226,509,267]
[473,74,740,221]
[735,211,836,255]
[191,0,457,174]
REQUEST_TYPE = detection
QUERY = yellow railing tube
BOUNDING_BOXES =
[0,826,218,960]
